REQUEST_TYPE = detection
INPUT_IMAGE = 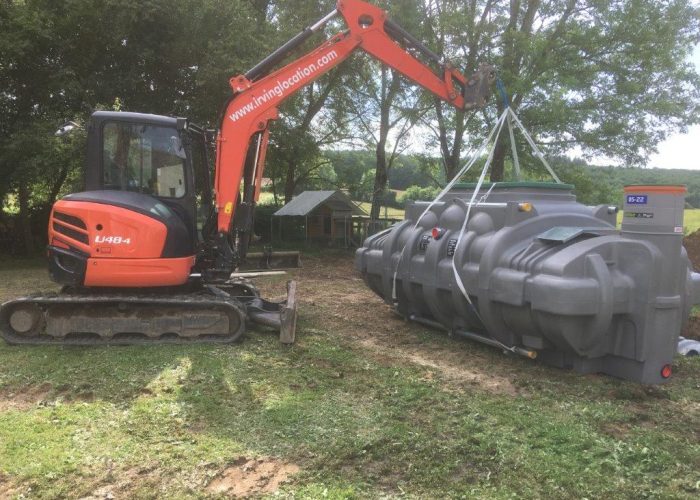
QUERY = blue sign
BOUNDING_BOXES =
[626,194,648,205]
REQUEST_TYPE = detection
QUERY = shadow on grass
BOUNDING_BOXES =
[0,342,194,404]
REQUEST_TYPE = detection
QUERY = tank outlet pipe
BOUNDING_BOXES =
[408,313,448,331]
[408,314,537,359]
[245,9,339,81]
[454,329,538,359]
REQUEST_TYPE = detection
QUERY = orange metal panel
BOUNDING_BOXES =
[623,185,687,194]
[84,256,196,287]
[50,200,168,258]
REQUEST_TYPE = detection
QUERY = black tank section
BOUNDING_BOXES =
[356,182,700,384]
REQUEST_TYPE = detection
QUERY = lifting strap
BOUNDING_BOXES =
[390,106,561,353]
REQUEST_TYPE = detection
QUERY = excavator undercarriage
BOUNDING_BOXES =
[0,279,297,345]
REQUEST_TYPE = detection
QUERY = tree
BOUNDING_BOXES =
[347,62,429,219]
[421,0,496,181]
[420,0,700,182]
[0,0,261,252]
[268,68,348,203]
[255,0,357,203]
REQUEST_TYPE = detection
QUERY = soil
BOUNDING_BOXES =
[0,382,96,412]
[684,231,700,271]
[356,336,518,395]
[263,252,521,396]
[0,473,22,499]
[206,457,300,498]
[78,465,164,500]
[683,231,700,340]
[0,382,53,412]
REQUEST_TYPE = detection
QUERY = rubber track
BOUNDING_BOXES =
[0,292,247,346]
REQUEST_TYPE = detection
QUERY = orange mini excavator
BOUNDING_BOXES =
[0,0,494,345]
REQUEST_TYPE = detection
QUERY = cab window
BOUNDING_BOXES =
[102,122,187,198]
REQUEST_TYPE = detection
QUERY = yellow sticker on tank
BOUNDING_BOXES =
[224,202,233,214]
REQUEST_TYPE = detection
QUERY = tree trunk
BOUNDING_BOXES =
[284,157,296,204]
[18,179,34,254]
[490,135,509,182]
[487,0,540,181]
[370,68,400,220]
[370,145,388,220]
[444,148,461,182]
[270,176,280,206]
[434,100,467,182]
[46,164,70,213]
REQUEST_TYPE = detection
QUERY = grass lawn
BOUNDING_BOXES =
[355,202,405,219]
[0,253,699,498]
[681,209,700,234]
[253,193,406,220]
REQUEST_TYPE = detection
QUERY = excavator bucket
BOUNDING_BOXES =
[227,280,298,344]
[238,249,302,271]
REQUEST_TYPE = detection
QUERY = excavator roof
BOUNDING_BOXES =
[90,111,185,129]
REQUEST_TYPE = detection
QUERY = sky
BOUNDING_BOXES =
[394,42,700,170]
[648,44,700,170]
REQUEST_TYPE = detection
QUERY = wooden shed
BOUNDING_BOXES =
[273,190,367,246]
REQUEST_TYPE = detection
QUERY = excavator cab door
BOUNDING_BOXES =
[185,124,215,243]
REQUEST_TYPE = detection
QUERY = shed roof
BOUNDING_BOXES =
[273,190,367,217]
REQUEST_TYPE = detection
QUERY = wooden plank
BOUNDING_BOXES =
[230,271,288,278]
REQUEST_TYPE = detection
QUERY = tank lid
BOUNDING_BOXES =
[623,185,687,194]
[452,181,574,190]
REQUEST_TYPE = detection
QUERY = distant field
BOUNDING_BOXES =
[683,209,700,233]
[257,192,277,205]
[259,194,700,232]
[617,208,700,234]
[256,193,406,219]
[355,202,405,219]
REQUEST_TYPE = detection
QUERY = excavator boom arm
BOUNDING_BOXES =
[213,0,494,269]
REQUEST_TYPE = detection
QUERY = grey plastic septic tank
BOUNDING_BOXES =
[355,182,700,384]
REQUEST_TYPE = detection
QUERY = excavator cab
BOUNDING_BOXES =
[44,111,215,289]
[85,111,213,247]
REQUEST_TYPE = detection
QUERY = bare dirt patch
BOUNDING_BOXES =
[683,231,700,340]
[276,253,520,396]
[682,314,700,341]
[206,457,300,498]
[0,473,23,499]
[599,422,631,440]
[0,382,54,411]
[357,336,518,395]
[78,464,163,500]
[684,231,700,271]
[0,382,96,411]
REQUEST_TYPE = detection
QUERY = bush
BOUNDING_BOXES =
[398,186,440,205]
